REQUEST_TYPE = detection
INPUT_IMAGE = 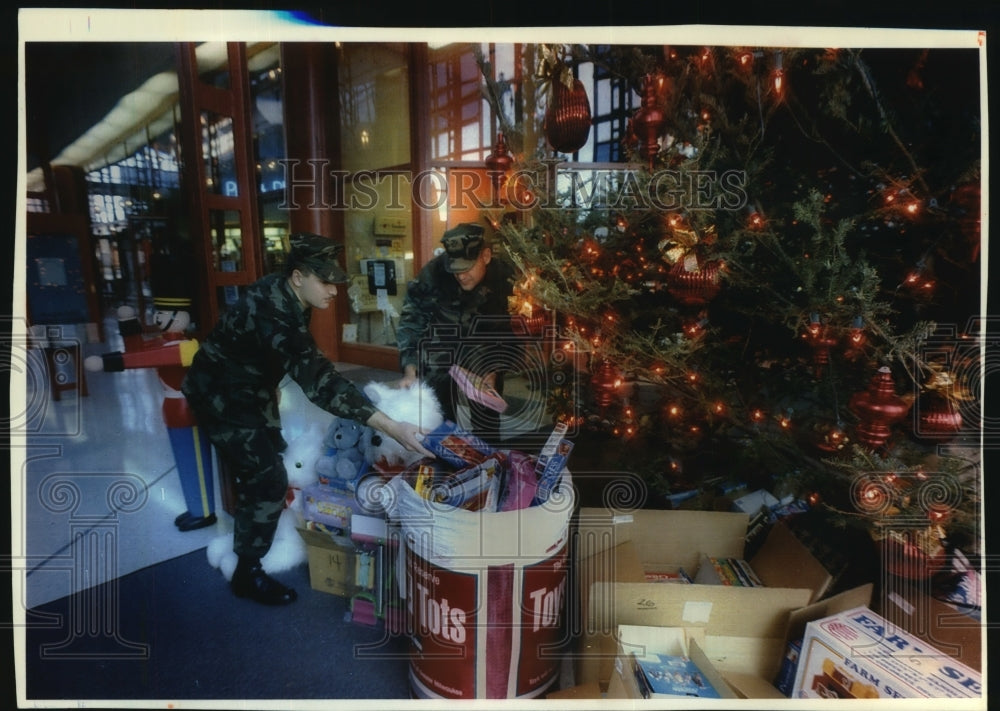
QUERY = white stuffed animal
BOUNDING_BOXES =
[362,380,444,469]
[206,384,330,580]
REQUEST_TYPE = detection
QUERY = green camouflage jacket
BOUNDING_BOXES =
[182,273,378,429]
[396,253,518,375]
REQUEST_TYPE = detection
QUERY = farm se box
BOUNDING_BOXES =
[792,606,982,699]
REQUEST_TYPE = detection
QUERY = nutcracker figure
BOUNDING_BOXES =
[87,290,217,532]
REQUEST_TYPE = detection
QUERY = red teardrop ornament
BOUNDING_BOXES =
[544,78,592,155]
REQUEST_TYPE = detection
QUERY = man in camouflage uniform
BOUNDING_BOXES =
[396,223,518,445]
[183,232,432,606]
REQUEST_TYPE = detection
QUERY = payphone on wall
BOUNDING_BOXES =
[365,258,397,295]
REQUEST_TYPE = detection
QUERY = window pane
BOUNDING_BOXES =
[338,43,410,172]
[208,209,243,272]
[251,45,286,195]
[337,43,413,349]
[249,44,289,274]
[429,44,490,161]
[201,111,237,196]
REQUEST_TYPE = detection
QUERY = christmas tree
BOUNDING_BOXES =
[477,43,982,577]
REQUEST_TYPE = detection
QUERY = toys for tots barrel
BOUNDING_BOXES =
[385,445,574,700]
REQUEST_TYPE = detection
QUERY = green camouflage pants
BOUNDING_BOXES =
[198,416,288,560]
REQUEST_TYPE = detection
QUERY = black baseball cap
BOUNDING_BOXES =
[288,232,349,284]
[441,223,487,273]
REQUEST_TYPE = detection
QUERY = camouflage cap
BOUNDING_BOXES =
[288,232,349,284]
[441,223,487,273]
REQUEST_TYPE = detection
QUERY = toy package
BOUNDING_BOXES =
[693,554,763,587]
[411,462,437,500]
[497,450,538,512]
[449,364,508,412]
[301,482,366,531]
[399,457,457,498]
[422,420,497,469]
[432,456,505,512]
[792,606,982,698]
[773,638,802,696]
[401,455,505,513]
[632,653,722,698]
[932,548,982,621]
[643,569,692,584]
[531,422,572,505]
[402,420,576,513]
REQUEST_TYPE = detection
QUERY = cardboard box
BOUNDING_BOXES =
[296,527,360,598]
[792,606,983,699]
[605,625,737,699]
[573,508,835,691]
[545,682,603,700]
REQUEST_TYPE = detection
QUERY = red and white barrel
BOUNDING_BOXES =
[387,469,573,700]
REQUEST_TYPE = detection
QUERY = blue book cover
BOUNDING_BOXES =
[773,638,802,696]
[634,653,721,698]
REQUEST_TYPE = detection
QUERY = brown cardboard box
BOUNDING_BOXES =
[296,527,360,598]
[598,586,874,699]
[572,508,835,690]
[723,583,873,698]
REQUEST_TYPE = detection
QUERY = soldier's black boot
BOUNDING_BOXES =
[175,511,218,531]
[230,556,297,605]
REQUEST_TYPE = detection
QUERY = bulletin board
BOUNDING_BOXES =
[25,213,101,331]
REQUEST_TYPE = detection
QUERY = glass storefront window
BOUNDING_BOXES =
[249,43,289,275]
[338,43,410,173]
[200,110,237,196]
[428,43,507,163]
[338,43,412,348]
[208,208,243,272]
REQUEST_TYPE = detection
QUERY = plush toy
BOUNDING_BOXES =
[283,420,330,481]
[315,416,368,485]
[359,426,386,471]
[362,380,445,470]
[207,380,330,580]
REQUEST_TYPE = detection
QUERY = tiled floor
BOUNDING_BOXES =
[14,314,549,610]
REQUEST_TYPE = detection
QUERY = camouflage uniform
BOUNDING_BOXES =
[182,272,377,559]
[396,248,518,442]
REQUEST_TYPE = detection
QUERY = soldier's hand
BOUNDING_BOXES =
[397,365,418,389]
[366,411,435,459]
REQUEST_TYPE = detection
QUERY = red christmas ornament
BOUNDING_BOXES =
[848,367,912,449]
[632,74,666,167]
[915,391,963,440]
[544,77,592,155]
[484,132,513,199]
[804,314,839,377]
[522,315,547,336]
[666,257,722,306]
[590,359,623,408]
